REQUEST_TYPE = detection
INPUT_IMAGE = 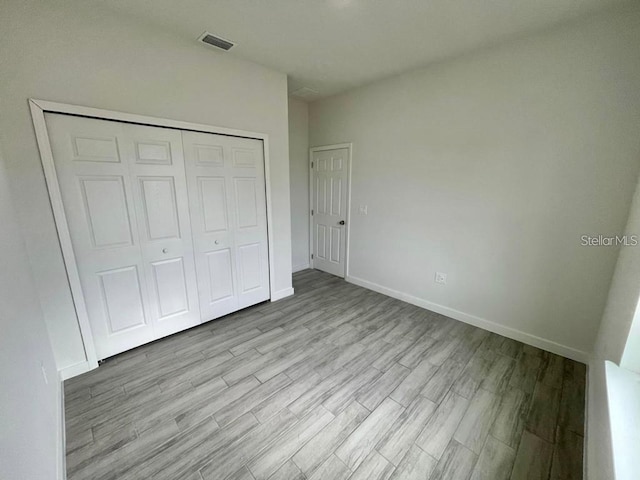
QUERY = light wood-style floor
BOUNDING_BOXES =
[64,269,585,480]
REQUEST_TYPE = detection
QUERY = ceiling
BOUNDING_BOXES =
[92,0,623,100]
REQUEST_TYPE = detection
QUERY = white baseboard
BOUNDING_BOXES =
[271,287,295,302]
[292,263,310,273]
[346,274,589,363]
[59,360,92,380]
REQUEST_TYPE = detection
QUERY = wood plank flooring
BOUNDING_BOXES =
[64,269,586,480]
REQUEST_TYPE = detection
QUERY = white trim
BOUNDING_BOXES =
[29,100,99,371]
[310,143,353,152]
[585,358,616,480]
[308,150,313,268]
[309,143,353,278]
[292,263,310,273]
[30,99,270,140]
[261,135,278,304]
[584,361,590,480]
[346,274,590,363]
[345,144,353,278]
[56,372,66,480]
[59,361,92,381]
[29,98,279,370]
[605,361,640,480]
[271,287,295,302]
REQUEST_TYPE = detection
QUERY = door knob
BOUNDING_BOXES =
[338,220,345,225]
[214,240,220,245]
[162,248,168,253]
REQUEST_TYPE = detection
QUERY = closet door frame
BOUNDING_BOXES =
[30,98,278,376]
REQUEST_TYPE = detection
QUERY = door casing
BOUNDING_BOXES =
[309,143,353,278]
[30,98,279,377]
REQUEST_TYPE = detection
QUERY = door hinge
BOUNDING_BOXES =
[311,209,314,216]
[311,161,314,168]
[311,254,314,259]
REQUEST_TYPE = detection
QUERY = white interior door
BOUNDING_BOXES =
[46,114,201,359]
[183,131,270,321]
[311,147,349,277]
[122,123,201,338]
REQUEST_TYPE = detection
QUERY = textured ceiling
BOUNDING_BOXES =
[91,0,624,99]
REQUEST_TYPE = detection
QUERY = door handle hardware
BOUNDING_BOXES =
[338,220,345,225]
[162,248,168,253]
[214,240,220,245]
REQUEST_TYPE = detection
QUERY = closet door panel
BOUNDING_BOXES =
[229,137,270,309]
[183,131,270,321]
[45,114,155,359]
[199,173,235,306]
[183,131,239,321]
[122,123,201,337]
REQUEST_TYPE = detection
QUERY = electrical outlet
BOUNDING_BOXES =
[359,205,368,215]
[40,361,49,385]
[435,272,447,285]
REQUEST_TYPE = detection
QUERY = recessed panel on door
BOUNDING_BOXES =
[98,266,146,333]
[199,177,228,232]
[317,225,327,260]
[235,178,258,229]
[316,177,327,214]
[139,177,180,241]
[195,144,224,166]
[80,176,133,248]
[232,148,256,167]
[72,136,120,163]
[238,243,262,293]
[206,249,234,302]
[151,257,189,319]
[331,178,342,215]
[330,227,341,263]
[135,140,172,165]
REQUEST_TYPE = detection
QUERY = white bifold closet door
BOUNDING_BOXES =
[182,131,270,321]
[45,113,269,360]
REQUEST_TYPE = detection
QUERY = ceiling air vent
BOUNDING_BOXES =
[198,32,235,51]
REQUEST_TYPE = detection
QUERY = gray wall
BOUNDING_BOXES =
[308,5,640,359]
[0,148,61,479]
[0,0,292,375]
[288,98,310,271]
